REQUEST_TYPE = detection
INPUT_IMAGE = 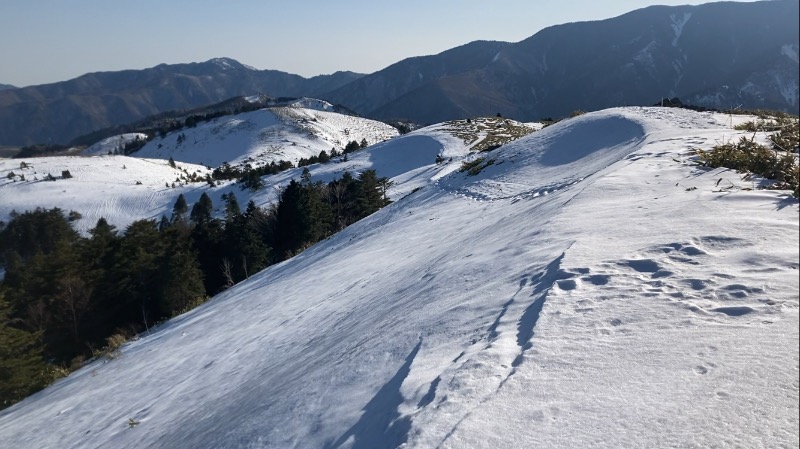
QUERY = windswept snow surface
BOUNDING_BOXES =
[0,108,797,449]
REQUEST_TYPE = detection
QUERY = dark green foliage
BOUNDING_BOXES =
[343,140,361,154]
[0,207,79,262]
[355,170,388,217]
[190,193,214,225]
[697,134,799,197]
[273,180,315,257]
[14,144,70,158]
[211,160,294,186]
[0,170,392,407]
[120,136,148,155]
[239,170,265,191]
[172,194,188,222]
[0,293,52,409]
[460,158,486,176]
[157,227,205,314]
[223,193,241,223]
[221,201,271,282]
[168,156,176,168]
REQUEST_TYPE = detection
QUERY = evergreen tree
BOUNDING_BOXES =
[0,293,51,409]
[306,182,333,243]
[157,227,205,315]
[272,179,311,258]
[223,193,241,223]
[344,140,360,154]
[190,192,213,225]
[172,194,188,223]
[0,207,79,262]
[328,171,357,229]
[158,215,171,232]
[355,170,386,217]
[190,213,225,293]
[105,220,163,329]
[76,218,120,347]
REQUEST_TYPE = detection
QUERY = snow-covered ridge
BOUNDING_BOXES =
[83,133,148,156]
[0,107,796,448]
[133,106,398,169]
[286,97,335,111]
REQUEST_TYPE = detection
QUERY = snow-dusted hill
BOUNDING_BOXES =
[1,105,402,234]
[0,107,797,448]
[132,105,399,168]
[0,108,536,235]
[83,133,149,156]
[0,155,212,234]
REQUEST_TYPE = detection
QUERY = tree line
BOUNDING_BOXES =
[0,169,391,408]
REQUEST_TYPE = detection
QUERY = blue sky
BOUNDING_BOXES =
[0,0,760,87]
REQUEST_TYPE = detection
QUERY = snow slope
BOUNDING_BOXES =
[0,155,212,234]
[133,106,399,168]
[1,106,403,234]
[83,133,149,156]
[0,107,797,448]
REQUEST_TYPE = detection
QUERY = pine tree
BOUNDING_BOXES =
[272,179,310,258]
[0,293,51,409]
[355,170,385,217]
[106,219,163,328]
[172,194,188,223]
[157,228,205,316]
[223,193,241,223]
[190,192,213,225]
[328,171,357,229]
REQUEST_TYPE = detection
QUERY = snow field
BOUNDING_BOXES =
[0,106,796,448]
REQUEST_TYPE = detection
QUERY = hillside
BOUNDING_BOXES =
[134,101,399,169]
[0,58,363,146]
[325,0,799,123]
[0,106,796,448]
[0,105,398,235]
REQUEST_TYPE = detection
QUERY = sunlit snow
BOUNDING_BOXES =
[0,107,797,449]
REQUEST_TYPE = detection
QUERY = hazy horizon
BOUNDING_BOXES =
[0,0,764,87]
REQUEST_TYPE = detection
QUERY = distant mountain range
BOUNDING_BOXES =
[0,83,16,91]
[324,0,799,123]
[0,0,797,146]
[0,59,362,146]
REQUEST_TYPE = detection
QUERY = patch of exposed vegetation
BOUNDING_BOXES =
[443,117,537,152]
[697,113,799,197]
[459,157,496,176]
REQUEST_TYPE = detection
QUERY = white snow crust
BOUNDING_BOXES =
[0,107,797,449]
